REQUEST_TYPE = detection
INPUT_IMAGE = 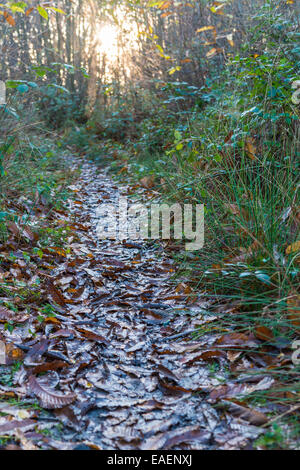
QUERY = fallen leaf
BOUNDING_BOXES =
[254,326,274,342]
[28,375,76,409]
[77,328,109,345]
[245,137,257,160]
[286,240,300,254]
[0,307,29,323]
[0,419,36,435]
[206,47,222,58]
[216,332,257,348]
[140,176,155,189]
[222,399,268,425]
[47,280,67,307]
[287,291,300,327]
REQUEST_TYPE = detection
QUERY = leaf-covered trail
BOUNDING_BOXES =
[47,162,266,449]
[0,162,268,450]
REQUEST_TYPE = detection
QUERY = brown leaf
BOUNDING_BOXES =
[227,351,242,362]
[48,246,67,257]
[182,350,225,366]
[4,342,25,364]
[26,7,34,16]
[286,240,300,254]
[224,130,233,143]
[0,307,16,322]
[215,332,257,348]
[222,399,268,425]
[25,339,49,363]
[254,325,274,341]
[140,176,155,189]
[157,364,179,381]
[209,383,246,402]
[287,291,300,327]
[196,26,216,33]
[210,377,274,402]
[158,377,192,396]
[6,221,20,237]
[44,316,61,325]
[161,11,172,18]
[28,375,76,409]
[199,350,225,361]
[0,419,36,435]
[245,137,257,160]
[141,425,210,450]
[54,405,80,429]
[206,47,222,58]
[22,226,37,242]
[47,280,67,307]
[4,12,15,26]
[77,328,109,345]
[32,361,69,374]
[50,329,74,339]
[0,307,29,323]
[160,1,172,10]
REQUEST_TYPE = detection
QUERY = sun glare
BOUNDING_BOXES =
[96,25,119,58]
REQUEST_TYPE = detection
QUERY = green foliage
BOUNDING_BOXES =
[254,424,286,450]
[38,85,85,128]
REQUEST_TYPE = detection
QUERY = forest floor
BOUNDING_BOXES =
[0,159,297,450]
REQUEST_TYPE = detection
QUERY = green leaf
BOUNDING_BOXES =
[17,84,29,93]
[48,84,70,94]
[0,212,9,221]
[37,5,48,20]
[6,79,27,88]
[27,81,38,88]
[255,272,271,285]
[174,130,182,140]
[10,2,27,13]
[239,272,252,278]
[47,7,66,15]
[168,66,181,75]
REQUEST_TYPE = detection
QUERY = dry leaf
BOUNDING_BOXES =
[245,137,257,160]
[254,326,274,342]
[287,291,300,327]
[222,399,268,425]
[286,240,300,254]
[206,47,222,58]
[4,12,15,26]
[196,26,216,33]
[28,375,76,409]
[140,176,155,189]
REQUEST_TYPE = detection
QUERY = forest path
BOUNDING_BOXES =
[40,161,263,450]
[0,161,267,450]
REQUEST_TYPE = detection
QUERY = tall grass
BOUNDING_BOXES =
[96,3,300,447]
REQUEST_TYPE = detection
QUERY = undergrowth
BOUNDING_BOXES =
[64,2,300,449]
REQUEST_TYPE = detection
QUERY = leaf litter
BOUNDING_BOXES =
[0,162,295,450]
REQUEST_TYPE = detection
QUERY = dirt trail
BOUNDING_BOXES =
[1,162,266,450]
[47,163,263,450]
